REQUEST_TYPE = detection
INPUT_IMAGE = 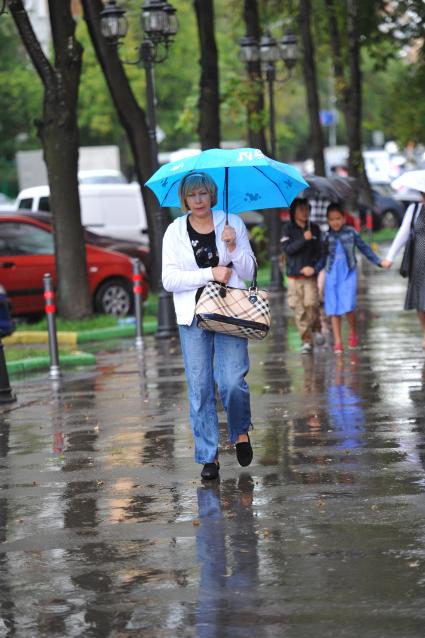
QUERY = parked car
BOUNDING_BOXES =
[15,182,149,244]
[360,188,405,230]
[0,214,148,318]
[373,181,422,211]
[0,210,152,278]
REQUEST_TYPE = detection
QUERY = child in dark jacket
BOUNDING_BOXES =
[281,198,325,354]
[324,202,387,354]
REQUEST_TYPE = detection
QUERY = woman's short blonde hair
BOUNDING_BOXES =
[178,172,218,212]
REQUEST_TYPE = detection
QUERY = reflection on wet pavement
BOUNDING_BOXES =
[1,265,425,636]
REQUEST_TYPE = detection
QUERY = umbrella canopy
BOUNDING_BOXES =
[392,170,425,193]
[145,148,308,215]
[301,175,356,201]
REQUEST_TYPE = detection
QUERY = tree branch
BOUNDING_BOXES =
[324,0,350,107]
[48,0,82,68]
[7,0,55,87]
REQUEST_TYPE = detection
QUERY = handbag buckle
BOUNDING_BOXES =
[219,284,227,298]
[248,286,258,304]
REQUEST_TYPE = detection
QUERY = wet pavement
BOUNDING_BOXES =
[1,261,425,637]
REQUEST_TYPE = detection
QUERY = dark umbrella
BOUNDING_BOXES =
[328,176,357,201]
[299,175,354,202]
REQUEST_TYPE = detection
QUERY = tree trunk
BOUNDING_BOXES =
[8,0,92,318]
[194,0,220,149]
[346,0,371,201]
[299,0,326,176]
[324,0,372,203]
[243,0,268,153]
[81,0,167,290]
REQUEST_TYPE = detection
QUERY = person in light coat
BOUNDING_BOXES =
[162,172,255,480]
[382,194,425,347]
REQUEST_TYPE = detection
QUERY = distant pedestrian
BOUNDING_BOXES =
[381,194,425,348]
[323,202,388,354]
[281,198,325,354]
[162,171,255,481]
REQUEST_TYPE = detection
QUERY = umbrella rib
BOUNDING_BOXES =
[161,176,184,206]
[252,166,292,207]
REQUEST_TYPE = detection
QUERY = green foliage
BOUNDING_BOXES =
[387,62,425,145]
[249,224,268,265]
[76,17,142,148]
[16,313,118,332]
[1,0,425,180]
[0,18,43,194]
[175,92,199,136]
[221,75,267,133]
[153,0,201,149]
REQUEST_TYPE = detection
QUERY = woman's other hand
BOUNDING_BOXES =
[212,266,232,283]
[221,224,236,251]
[304,230,313,241]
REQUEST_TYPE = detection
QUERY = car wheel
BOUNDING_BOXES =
[94,278,133,316]
[381,209,400,229]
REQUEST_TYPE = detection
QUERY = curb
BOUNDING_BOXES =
[7,351,96,375]
[4,318,158,347]
[5,319,159,376]
[5,331,78,347]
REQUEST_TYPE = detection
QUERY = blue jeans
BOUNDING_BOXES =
[178,319,252,464]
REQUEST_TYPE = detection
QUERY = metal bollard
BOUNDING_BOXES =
[132,259,144,348]
[0,339,16,404]
[43,274,61,380]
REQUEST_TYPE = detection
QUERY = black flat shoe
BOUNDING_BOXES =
[236,434,253,467]
[201,462,220,480]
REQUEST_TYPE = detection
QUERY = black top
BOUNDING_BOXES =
[281,220,323,276]
[187,216,219,301]
[187,216,219,269]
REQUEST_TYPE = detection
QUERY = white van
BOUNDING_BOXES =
[15,183,149,243]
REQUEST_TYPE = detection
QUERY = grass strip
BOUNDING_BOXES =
[76,318,157,343]
[7,351,96,375]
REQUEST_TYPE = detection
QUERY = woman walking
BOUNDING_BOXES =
[382,194,425,347]
[162,172,255,480]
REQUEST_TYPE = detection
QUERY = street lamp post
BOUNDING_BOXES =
[100,0,178,338]
[240,29,298,293]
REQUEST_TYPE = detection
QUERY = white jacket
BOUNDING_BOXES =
[386,202,423,263]
[162,210,255,325]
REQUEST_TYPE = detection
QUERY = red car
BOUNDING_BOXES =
[0,214,148,317]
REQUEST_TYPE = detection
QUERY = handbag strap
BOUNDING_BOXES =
[249,254,258,289]
[225,254,258,288]
[410,203,422,233]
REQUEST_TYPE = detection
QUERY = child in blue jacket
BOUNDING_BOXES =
[323,203,387,353]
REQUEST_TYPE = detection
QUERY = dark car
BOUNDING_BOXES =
[315,178,405,230]
[0,214,148,318]
[373,182,422,214]
[319,178,405,230]
[366,188,405,230]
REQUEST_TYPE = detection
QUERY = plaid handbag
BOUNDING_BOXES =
[195,261,271,340]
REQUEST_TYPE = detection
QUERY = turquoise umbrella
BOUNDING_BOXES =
[145,147,308,221]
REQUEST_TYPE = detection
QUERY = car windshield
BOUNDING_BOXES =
[0,222,54,256]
